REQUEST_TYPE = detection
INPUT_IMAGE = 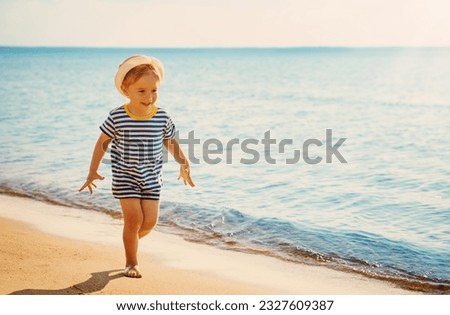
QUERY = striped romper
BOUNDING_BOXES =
[100,104,176,200]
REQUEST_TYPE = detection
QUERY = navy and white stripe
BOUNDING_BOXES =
[100,105,176,199]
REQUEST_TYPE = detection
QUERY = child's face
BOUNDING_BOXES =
[123,73,159,108]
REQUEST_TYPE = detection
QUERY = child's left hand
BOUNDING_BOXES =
[178,165,195,187]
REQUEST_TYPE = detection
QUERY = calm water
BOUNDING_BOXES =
[0,47,449,292]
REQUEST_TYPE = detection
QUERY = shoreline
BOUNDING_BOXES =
[0,194,415,295]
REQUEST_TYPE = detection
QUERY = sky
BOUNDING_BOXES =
[0,0,449,47]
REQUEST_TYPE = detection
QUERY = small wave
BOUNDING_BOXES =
[0,183,122,219]
[158,201,450,293]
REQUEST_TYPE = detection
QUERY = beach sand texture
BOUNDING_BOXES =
[0,195,414,295]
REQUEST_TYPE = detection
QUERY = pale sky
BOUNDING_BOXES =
[0,0,449,47]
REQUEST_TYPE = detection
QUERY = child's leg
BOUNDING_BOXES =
[120,198,143,278]
[139,199,160,239]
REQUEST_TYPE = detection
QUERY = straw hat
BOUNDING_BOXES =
[114,55,164,96]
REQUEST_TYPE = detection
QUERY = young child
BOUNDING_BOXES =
[79,55,195,278]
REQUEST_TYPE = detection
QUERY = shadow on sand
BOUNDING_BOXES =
[8,269,124,295]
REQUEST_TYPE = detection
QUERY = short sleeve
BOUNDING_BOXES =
[99,112,116,138]
[163,116,176,139]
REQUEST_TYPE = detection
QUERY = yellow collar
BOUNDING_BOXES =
[124,104,158,120]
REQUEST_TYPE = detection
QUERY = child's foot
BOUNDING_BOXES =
[124,265,142,278]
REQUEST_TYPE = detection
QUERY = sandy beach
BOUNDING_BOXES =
[0,194,415,295]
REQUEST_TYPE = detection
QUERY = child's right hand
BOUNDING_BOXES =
[79,172,105,194]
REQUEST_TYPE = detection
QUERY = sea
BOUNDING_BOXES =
[0,46,449,293]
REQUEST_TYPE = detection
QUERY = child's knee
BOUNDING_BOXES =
[141,218,158,232]
[139,220,157,239]
[124,219,143,232]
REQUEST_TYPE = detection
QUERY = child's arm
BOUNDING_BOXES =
[164,138,195,187]
[79,132,112,194]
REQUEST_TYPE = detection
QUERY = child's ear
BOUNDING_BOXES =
[121,84,129,96]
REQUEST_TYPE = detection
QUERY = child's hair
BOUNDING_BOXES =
[121,64,162,91]
[115,55,165,96]
[119,55,164,90]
